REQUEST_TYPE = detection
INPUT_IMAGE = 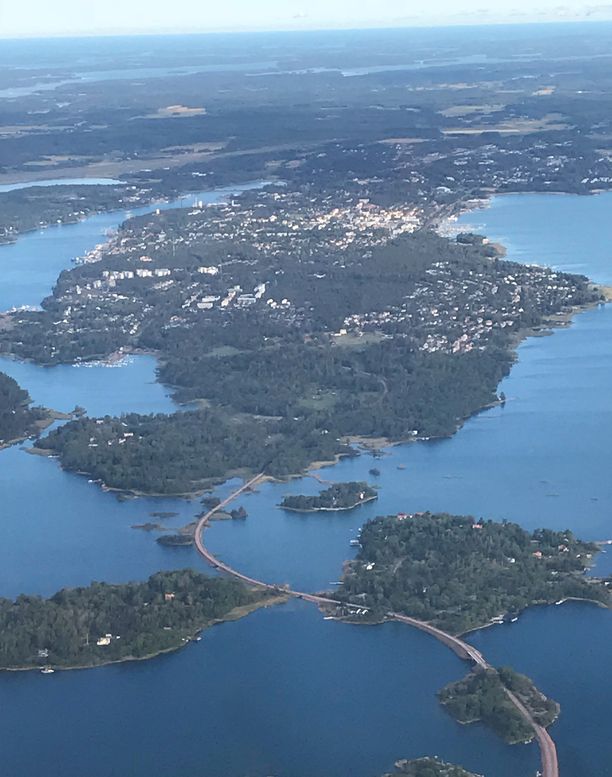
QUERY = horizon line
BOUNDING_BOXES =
[1,17,611,42]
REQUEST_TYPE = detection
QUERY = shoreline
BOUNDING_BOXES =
[0,408,69,452]
[328,592,611,638]
[279,494,378,513]
[0,174,277,250]
[1,594,288,674]
[457,594,610,639]
[432,186,612,238]
[28,279,607,497]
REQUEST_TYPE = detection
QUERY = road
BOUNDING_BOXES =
[505,688,560,777]
[193,474,559,777]
[388,612,487,667]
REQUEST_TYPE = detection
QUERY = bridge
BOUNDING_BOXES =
[193,474,559,777]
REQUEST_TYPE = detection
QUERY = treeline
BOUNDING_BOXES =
[37,409,352,495]
[337,513,609,633]
[0,569,271,670]
[280,482,377,512]
[34,343,511,494]
[0,371,47,447]
[439,666,559,744]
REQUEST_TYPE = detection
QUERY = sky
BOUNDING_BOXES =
[3,0,612,37]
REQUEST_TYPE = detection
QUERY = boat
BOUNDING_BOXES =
[40,667,55,674]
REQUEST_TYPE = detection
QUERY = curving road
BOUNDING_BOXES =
[387,612,487,667]
[193,474,559,777]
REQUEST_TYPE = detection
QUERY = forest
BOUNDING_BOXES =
[0,371,48,447]
[33,341,513,494]
[280,482,377,512]
[0,569,273,670]
[160,338,515,442]
[438,666,559,745]
[36,408,353,494]
[337,513,610,633]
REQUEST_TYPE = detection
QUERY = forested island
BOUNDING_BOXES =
[439,666,559,745]
[336,513,610,633]
[156,534,194,547]
[0,570,279,670]
[388,758,480,777]
[280,482,377,512]
[0,371,50,448]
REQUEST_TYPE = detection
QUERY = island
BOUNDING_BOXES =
[336,513,610,634]
[0,570,282,670]
[132,522,167,532]
[388,758,480,777]
[280,482,378,512]
[0,371,52,449]
[156,534,194,547]
[439,666,559,745]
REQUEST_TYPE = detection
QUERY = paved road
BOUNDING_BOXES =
[193,474,559,777]
[387,612,487,667]
[505,688,560,777]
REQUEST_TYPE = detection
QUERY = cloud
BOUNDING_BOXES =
[584,3,612,15]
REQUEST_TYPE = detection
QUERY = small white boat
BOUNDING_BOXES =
[40,667,55,674]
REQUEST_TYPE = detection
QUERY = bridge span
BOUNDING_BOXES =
[193,474,559,777]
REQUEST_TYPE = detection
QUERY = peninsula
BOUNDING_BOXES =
[280,482,377,512]
[4,205,601,496]
[0,371,52,449]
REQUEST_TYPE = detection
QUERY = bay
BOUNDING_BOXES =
[0,179,270,312]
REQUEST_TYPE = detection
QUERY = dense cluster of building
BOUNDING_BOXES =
[9,175,595,366]
[340,262,585,354]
